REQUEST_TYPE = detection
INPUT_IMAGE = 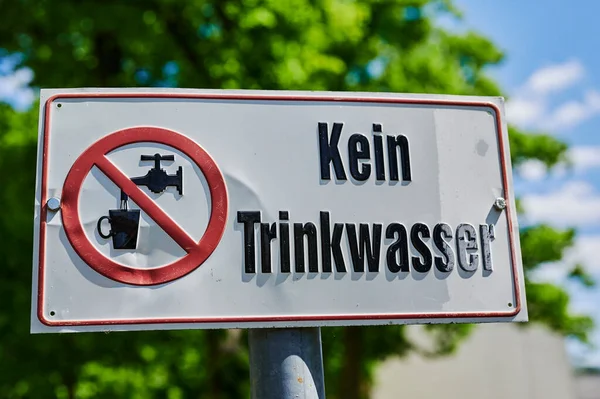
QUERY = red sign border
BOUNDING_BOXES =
[37,92,522,327]
[60,126,228,286]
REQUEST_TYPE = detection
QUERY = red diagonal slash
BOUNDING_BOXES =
[95,155,198,252]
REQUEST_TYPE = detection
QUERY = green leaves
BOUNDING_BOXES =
[520,224,576,271]
[569,264,596,288]
[525,282,594,344]
[421,323,475,357]
[509,125,569,168]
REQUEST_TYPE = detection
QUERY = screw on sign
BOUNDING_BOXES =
[60,126,228,286]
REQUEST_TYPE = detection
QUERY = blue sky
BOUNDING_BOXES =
[1,0,598,368]
[452,0,600,367]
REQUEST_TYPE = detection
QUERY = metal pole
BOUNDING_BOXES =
[248,327,326,399]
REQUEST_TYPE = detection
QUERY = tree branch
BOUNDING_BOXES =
[152,1,208,81]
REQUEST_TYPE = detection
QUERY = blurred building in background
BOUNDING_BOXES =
[576,368,600,399]
[373,324,598,399]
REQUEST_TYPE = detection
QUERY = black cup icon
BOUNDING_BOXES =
[97,209,141,250]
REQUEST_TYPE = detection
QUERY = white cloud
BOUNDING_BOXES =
[567,326,600,368]
[0,66,35,110]
[504,59,600,132]
[568,236,600,273]
[516,159,547,181]
[516,145,600,183]
[505,97,544,126]
[570,146,600,171]
[531,262,570,285]
[522,181,600,226]
[542,90,600,130]
[525,59,585,95]
[533,236,600,368]
[566,288,600,367]
[531,235,600,283]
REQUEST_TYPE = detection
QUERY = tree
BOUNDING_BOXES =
[0,0,594,398]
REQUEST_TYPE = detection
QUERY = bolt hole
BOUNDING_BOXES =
[50,311,56,316]
[507,303,513,308]
[57,103,62,108]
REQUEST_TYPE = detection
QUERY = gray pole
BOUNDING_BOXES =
[248,327,326,399]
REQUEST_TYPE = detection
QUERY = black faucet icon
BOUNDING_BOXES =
[122,153,183,203]
[131,154,183,195]
[97,153,183,250]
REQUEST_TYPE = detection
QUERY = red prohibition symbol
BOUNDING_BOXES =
[61,126,228,286]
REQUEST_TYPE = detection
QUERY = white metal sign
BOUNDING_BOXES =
[31,88,527,333]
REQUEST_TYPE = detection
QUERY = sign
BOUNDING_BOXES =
[31,89,527,333]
